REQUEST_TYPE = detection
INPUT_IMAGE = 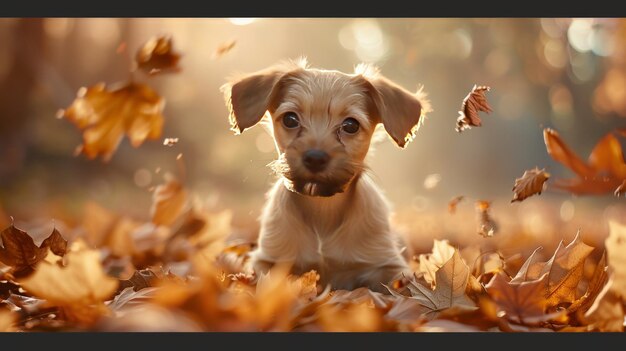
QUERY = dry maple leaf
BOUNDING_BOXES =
[448,195,465,214]
[606,221,626,298]
[544,128,626,195]
[395,250,476,318]
[150,174,189,227]
[59,82,165,161]
[18,248,119,325]
[417,239,456,287]
[135,35,182,75]
[475,200,497,238]
[485,272,552,325]
[511,167,551,203]
[0,225,68,277]
[212,39,237,59]
[455,85,492,133]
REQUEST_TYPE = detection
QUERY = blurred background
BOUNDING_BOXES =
[1,18,626,251]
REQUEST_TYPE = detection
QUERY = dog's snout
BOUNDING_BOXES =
[302,149,330,173]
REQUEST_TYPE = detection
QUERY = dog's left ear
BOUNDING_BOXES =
[358,70,431,148]
[221,68,285,134]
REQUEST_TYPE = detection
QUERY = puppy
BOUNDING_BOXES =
[221,58,430,292]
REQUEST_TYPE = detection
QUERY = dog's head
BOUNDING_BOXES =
[221,58,430,197]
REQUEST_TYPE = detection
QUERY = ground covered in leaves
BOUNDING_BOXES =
[2,35,626,332]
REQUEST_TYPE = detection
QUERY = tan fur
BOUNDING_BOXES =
[222,58,430,292]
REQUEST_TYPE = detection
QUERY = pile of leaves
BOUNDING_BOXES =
[1,35,625,332]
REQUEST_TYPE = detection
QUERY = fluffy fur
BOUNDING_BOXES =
[221,58,430,292]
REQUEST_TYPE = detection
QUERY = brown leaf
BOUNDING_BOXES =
[0,225,67,277]
[543,128,595,178]
[150,174,189,227]
[40,228,68,257]
[402,250,476,317]
[568,251,608,314]
[485,272,551,325]
[455,85,492,133]
[543,128,626,195]
[448,195,465,214]
[417,239,456,287]
[59,82,165,161]
[543,233,594,307]
[475,200,497,238]
[584,278,625,331]
[118,269,160,292]
[212,39,237,59]
[0,224,48,276]
[18,248,119,326]
[135,35,181,75]
[511,167,551,203]
[606,220,626,299]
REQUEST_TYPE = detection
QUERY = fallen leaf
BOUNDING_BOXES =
[568,251,608,314]
[511,167,551,203]
[475,200,497,238]
[118,269,160,292]
[485,272,551,325]
[316,301,385,332]
[18,248,119,325]
[606,220,626,298]
[0,225,67,277]
[584,278,624,332]
[404,250,476,317]
[59,82,165,161]
[417,239,456,287]
[448,195,465,214]
[455,85,492,133]
[384,297,430,325]
[212,39,237,59]
[135,35,181,75]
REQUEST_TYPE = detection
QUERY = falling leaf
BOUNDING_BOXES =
[400,250,476,317]
[511,167,551,203]
[212,39,237,59]
[475,200,497,238]
[0,225,67,277]
[606,221,626,298]
[417,239,456,287]
[150,174,189,227]
[163,137,179,147]
[135,35,181,75]
[59,82,165,161]
[448,195,465,214]
[543,128,626,195]
[455,85,492,133]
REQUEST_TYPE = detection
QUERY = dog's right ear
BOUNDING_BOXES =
[221,69,284,134]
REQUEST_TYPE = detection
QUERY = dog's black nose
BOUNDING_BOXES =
[302,149,330,173]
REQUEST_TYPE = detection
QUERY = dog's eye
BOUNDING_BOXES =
[282,112,300,129]
[341,118,360,134]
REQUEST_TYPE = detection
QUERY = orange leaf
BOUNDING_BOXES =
[511,168,550,203]
[59,82,165,161]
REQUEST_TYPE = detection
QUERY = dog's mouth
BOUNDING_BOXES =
[285,178,348,197]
